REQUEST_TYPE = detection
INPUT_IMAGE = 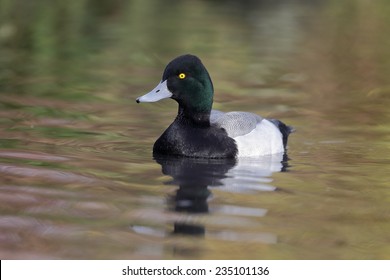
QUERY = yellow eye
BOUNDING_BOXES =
[178,73,186,79]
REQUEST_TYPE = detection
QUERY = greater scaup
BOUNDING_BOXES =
[136,54,293,158]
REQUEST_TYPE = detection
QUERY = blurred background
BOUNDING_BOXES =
[0,0,389,259]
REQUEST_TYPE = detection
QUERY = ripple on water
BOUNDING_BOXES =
[0,150,70,162]
[0,163,107,185]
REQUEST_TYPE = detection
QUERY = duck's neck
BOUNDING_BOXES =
[177,106,210,127]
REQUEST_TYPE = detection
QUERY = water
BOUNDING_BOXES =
[1,0,390,259]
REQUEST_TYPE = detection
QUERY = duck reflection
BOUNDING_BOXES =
[155,155,236,236]
[154,153,289,236]
[157,156,236,211]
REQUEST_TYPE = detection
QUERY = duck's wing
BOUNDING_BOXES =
[210,110,263,138]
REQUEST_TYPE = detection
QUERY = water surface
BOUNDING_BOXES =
[0,0,389,259]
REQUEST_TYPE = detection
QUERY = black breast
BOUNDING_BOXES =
[153,121,237,158]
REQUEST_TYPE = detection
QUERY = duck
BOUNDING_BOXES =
[136,54,293,159]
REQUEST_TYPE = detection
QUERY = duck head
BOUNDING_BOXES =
[136,54,214,119]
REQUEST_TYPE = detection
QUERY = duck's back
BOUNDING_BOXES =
[210,110,291,157]
[210,110,262,137]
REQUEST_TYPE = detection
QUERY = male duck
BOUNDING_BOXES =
[136,54,293,158]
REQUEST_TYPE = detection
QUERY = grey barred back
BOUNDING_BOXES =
[210,110,263,138]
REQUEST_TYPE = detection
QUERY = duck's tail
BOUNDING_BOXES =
[269,119,295,149]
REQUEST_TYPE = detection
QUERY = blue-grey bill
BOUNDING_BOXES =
[136,80,172,103]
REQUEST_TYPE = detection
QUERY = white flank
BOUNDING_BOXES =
[234,119,284,157]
